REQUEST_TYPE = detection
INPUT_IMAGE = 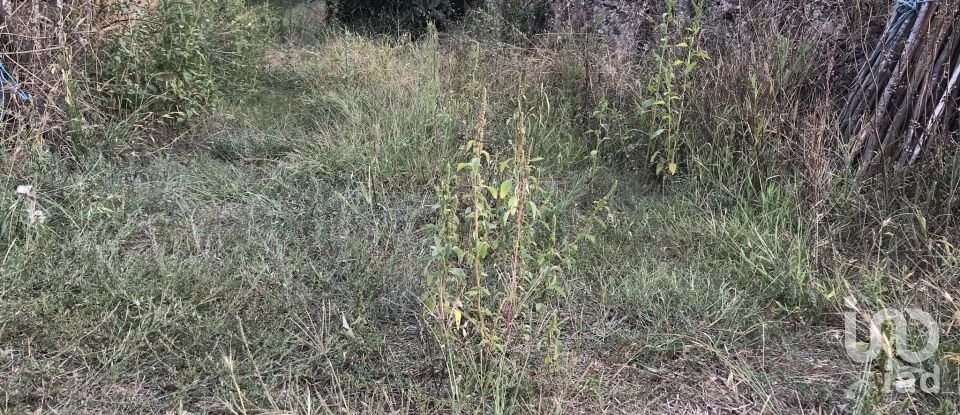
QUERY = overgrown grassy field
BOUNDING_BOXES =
[2,2,959,414]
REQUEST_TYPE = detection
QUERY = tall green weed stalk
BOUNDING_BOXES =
[641,0,707,177]
[424,86,614,411]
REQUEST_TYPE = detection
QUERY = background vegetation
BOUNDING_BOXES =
[0,0,958,413]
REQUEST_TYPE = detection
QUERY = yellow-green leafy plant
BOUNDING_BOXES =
[424,86,615,411]
[641,0,708,177]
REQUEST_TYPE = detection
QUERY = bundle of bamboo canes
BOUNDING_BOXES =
[840,0,960,179]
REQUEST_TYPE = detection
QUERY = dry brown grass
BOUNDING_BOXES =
[0,0,159,156]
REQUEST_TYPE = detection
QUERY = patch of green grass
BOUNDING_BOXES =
[0,147,440,412]
[2,13,958,414]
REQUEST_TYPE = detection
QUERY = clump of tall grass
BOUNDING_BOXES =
[69,0,277,152]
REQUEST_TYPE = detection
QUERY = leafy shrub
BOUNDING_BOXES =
[98,0,277,125]
[331,0,472,30]
[499,0,552,40]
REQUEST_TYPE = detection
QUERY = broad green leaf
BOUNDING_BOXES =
[499,180,514,199]
[478,242,489,260]
[527,201,539,218]
[553,285,567,298]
